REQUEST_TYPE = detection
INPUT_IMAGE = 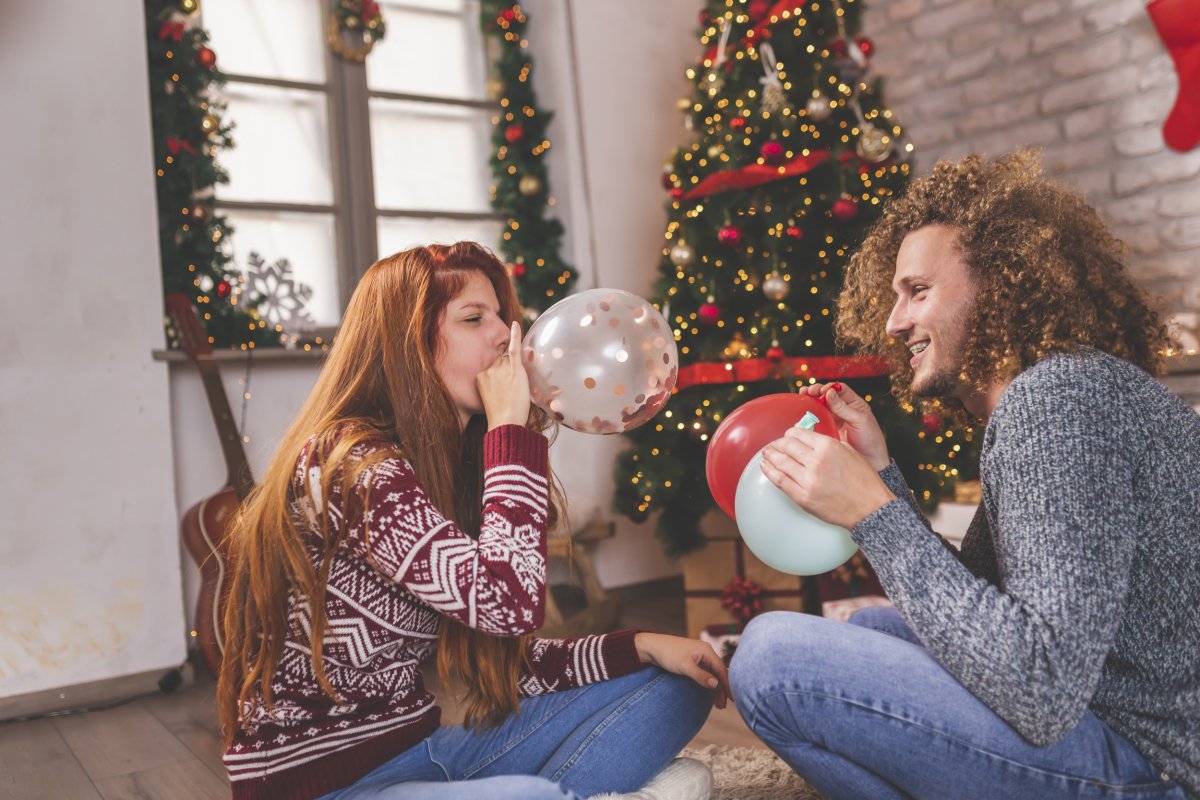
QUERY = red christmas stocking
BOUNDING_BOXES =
[1147,0,1200,152]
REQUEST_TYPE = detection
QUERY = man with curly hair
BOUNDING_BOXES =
[728,151,1199,800]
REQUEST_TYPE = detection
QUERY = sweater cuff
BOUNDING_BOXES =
[600,628,645,679]
[878,460,910,497]
[851,496,922,555]
[484,424,549,475]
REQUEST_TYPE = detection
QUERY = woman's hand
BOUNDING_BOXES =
[800,382,891,472]
[634,632,731,709]
[761,426,896,529]
[478,321,531,430]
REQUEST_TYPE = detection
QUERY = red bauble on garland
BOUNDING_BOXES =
[698,301,722,325]
[669,187,684,200]
[661,172,675,190]
[197,46,217,70]
[729,117,746,130]
[922,413,944,436]
[759,139,784,163]
[511,262,527,278]
[504,124,524,144]
[216,280,231,299]
[831,196,859,222]
[717,224,743,246]
[856,35,875,58]
[785,224,803,239]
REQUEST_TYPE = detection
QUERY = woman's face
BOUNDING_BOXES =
[435,271,510,429]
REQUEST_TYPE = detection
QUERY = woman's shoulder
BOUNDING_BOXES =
[294,423,408,485]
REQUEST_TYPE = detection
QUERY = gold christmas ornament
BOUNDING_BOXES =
[763,273,790,301]
[518,175,542,196]
[676,97,693,113]
[806,94,833,122]
[199,114,220,136]
[486,77,505,101]
[669,241,696,267]
[179,0,199,14]
[722,332,755,360]
[855,123,892,163]
[707,144,723,158]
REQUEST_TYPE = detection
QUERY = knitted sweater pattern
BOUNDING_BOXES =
[224,425,643,800]
[856,348,1200,799]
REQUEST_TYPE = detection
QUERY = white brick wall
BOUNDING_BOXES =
[864,0,1200,354]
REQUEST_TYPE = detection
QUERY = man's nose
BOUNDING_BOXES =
[885,299,909,338]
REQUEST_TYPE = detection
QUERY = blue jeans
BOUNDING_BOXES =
[729,608,1188,800]
[317,666,711,799]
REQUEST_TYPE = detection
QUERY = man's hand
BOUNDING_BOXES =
[761,426,896,529]
[634,632,731,709]
[799,382,891,472]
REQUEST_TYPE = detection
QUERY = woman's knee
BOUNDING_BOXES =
[729,611,821,705]
[649,668,714,728]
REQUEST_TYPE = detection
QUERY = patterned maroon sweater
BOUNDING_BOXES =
[224,425,644,800]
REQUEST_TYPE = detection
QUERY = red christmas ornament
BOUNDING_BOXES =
[216,280,231,299]
[669,187,685,200]
[698,9,709,26]
[922,413,944,436]
[748,0,772,20]
[511,263,527,278]
[499,7,516,22]
[698,301,722,325]
[717,224,743,246]
[504,124,524,144]
[661,172,675,190]
[785,225,803,239]
[766,346,785,361]
[856,35,875,58]
[759,139,784,163]
[729,117,746,130]
[828,38,847,58]
[831,196,859,222]
[197,46,217,70]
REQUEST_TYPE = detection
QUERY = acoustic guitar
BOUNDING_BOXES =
[165,293,255,677]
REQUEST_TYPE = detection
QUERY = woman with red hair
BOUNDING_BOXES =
[216,242,725,800]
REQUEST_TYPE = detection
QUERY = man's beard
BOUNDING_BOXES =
[913,363,962,399]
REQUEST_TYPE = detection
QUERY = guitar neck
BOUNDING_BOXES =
[193,354,255,500]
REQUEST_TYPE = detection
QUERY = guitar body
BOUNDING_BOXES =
[181,486,240,677]
[166,293,256,677]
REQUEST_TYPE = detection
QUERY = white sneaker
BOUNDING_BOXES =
[587,757,713,800]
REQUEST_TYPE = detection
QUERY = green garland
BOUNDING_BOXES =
[479,1,577,314]
[612,0,980,556]
[145,0,273,349]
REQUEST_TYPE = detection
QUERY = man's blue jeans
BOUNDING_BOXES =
[729,608,1188,800]
[318,666,711,799]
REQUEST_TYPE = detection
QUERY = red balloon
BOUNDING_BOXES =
[706,393,839,519]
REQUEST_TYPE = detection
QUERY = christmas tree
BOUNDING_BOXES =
[145,0,272,349]
[614,0,979,556]
[480,1,578,315]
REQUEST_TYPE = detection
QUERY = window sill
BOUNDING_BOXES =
[152,347,329,363]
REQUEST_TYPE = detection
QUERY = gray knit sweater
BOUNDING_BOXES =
[853,347,1200,798]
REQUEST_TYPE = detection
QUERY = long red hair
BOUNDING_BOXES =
[216,242,559,745]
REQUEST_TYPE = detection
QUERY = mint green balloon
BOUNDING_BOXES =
[734,450,858,576]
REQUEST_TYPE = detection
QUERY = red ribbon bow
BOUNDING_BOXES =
[159,20,186,42]
[721,576,766,624]
[167,137,196,156]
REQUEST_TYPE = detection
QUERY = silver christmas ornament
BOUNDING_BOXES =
[856,124,892,163]
[806,94,833,122]
[670,242,696,267]
[763,273,790,301]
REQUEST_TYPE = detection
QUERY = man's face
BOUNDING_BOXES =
[886,224,979,401]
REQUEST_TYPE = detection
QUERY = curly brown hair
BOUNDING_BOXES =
[837,150,1176,414]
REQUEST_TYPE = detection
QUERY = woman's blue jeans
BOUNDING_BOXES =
[729,608,1188,800]
[318,666,711,799]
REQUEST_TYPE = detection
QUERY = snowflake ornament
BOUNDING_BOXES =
[243,252,315,331]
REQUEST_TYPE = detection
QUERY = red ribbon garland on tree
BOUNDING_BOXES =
[675,354,889,392]
[684,150,831,199]
[167,136,196,155]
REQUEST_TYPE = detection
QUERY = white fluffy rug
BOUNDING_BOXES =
[680,745,825,800]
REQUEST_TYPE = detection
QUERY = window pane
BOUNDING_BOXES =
[224,209,340,327]
[377,216,501,258]
[218,84,333,206]
[367,1,484,99]
[202,0,325,83]
[370,98,491,212]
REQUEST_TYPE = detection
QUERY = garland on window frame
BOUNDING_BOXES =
[145,0,273,350]
[480,1,577,315]
[327,0,387,63]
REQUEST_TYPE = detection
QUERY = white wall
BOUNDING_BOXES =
[0,1,186,702]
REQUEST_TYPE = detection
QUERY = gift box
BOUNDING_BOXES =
[681,534,811,639]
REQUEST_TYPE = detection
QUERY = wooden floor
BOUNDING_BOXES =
[0,578,762,800]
